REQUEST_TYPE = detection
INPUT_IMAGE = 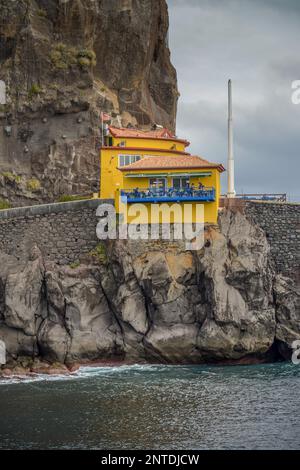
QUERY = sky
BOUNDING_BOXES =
[168,0,300,201]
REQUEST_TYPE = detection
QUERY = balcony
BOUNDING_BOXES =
[121,187,216,203]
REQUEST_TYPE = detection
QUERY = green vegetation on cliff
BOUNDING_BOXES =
[50,43,97,71]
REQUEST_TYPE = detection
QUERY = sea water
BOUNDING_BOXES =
[0,362,299,450]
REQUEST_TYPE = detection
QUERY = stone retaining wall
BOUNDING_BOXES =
[0,199,113,265]
[245,201,300,280]
[0,199,299,277]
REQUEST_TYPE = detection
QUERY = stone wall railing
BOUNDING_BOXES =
[245,201,300,280]
[0,199,299,278]
[0,199,113,265]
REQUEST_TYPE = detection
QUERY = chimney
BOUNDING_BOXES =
[227,79,236,198]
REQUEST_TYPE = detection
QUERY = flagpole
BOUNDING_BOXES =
[227,79,236,198]
[101,112,104,147]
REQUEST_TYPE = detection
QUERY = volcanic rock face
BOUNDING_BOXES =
[0,0,178,205]
[0,209,299,367]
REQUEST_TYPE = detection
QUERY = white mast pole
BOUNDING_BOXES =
[227,79,236,198]
[101,112,104,147]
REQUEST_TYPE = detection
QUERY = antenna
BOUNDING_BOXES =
[227,79,236,198]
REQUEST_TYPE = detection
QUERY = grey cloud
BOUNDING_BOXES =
[168,0,300,201]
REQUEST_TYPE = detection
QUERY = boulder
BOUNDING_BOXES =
[3,247,44,336]
[274,275,300,358]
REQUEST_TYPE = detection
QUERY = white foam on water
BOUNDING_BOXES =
[0,363,172,386]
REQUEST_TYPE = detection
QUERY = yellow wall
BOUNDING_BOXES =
[122,202,205,225]
[114,169,220,224]
[100,147,189,199]
[110,136,187,152]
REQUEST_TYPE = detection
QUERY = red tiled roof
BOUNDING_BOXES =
[108,126,189,146]
[104,146,189,155]
[119,155,225,172]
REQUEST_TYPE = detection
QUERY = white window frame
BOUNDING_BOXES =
[149,178,167,190]
[173,176,190,189]
[118,154,142,167]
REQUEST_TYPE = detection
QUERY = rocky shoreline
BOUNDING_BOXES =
[0,355,286,382]
[0,358,136,380]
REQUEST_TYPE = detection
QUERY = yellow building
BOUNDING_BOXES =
[100,126,225,224]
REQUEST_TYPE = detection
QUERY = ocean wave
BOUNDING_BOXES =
[0,363,176,386]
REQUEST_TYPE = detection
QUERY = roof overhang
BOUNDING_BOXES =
[108,127,190,147]
[120,166,225,173]
[124,171,213,178]
[124,173,169,178]
[105,147,190,156]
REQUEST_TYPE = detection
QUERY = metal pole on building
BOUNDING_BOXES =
[101,112,104,147]
[227,79,236,198]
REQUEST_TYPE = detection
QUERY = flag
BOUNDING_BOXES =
[101,112,111,122]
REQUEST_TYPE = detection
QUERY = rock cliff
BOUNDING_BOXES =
[0,0,178,205]
[0,209,299,372]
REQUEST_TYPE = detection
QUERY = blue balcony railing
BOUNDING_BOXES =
[121,187,216,203]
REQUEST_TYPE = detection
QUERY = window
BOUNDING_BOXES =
[173,177,190,189]
[104,136,113,147]
[149,178,166,190]
[119,155,141,167]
